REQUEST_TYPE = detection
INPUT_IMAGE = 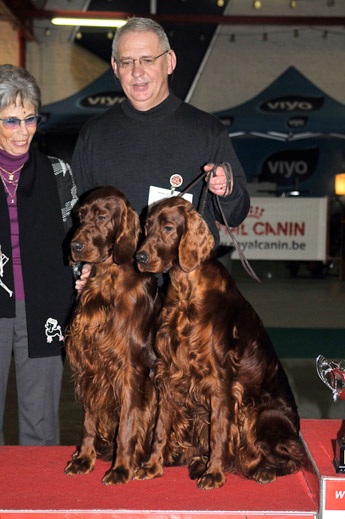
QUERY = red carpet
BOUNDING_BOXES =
[300,418,345,475]
[2,419,343,518]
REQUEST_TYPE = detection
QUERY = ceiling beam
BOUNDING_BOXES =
[1,0,36,40]
[20,10,345,27]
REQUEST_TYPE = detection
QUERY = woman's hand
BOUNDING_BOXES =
[75,263,92,293]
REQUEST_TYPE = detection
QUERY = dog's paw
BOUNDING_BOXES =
[197,470,225,490]
[102,466,131,485]
[71,449,80,460]
[189,456,207,480]
[253,468,277,484]
[134,461,164,480]
[65,456,95,475]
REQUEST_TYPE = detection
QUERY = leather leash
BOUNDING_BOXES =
[179,163,261,283]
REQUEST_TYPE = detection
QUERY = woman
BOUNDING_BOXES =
[0,64,78,445]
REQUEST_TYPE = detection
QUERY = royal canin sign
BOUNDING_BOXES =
[217,197,327,261]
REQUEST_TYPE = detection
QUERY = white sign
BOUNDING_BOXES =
[148,185,193,208]
[322,478,345,519]
[218,197,328,261]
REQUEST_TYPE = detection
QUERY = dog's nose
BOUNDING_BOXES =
[136,251,149,265]
[71,241,85,253]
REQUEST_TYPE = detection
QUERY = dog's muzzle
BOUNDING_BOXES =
[136,251,150,265]
[71,241,85,254]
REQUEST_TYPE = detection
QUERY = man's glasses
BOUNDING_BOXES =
[116,50,169,70]
[0,115,42,130]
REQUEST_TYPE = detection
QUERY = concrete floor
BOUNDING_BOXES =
[231,259,345,422]
[3,259,345,446]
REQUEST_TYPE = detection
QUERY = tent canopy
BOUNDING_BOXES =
[215,66,345,142]
[214,67,345,196]
[38,68,125,133]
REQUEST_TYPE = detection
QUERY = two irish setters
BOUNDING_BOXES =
[65,188,304,489]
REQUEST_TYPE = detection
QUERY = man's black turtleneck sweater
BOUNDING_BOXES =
[72,92,249,246]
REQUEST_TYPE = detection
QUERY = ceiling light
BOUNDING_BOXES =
[51,18,127,28]
[290,0,297,7]
[253,1,262,8]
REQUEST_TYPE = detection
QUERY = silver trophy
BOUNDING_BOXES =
[316,354,345,472]
[316,355,345,402]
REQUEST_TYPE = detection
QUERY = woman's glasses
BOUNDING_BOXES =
[0,115,42,130]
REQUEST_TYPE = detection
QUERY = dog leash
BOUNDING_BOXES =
[179,163,261,283]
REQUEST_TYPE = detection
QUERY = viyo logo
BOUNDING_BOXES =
[287,116,308,128]
[260,96,324,113]
[260,148,319,185]
[79,92,125,108]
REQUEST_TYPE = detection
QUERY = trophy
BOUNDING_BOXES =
[316,355,345,473]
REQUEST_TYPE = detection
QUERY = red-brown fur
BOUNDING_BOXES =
[64,186,159,485]
[135,196,305,490]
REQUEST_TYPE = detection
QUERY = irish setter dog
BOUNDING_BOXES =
[135,196,305,490]
[64,186,159,485]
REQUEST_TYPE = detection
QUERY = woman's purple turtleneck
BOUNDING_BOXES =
[0,148,29,300]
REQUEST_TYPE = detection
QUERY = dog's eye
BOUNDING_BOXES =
[164,225,173,232]
[97,215,107,222]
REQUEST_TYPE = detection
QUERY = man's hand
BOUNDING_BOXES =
[204,163,233,197]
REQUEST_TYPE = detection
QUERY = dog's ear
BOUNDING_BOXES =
[178,206,214,272]
[113,201,140,265]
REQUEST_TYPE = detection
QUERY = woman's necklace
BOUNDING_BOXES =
[0,171,19,204]
[0,163,24,181]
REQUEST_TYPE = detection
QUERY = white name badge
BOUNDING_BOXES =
[148,185,193,208]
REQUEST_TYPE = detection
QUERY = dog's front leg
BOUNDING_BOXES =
[134,401,170,481]
[101,392,139,485]
[65,409,97,475]
[102,379,158,486]
[197,393,229,489]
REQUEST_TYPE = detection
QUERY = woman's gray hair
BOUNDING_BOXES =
[0,64,41,113]
[112,17,171,59]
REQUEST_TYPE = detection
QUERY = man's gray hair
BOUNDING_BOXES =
[112,17,171,59]
[0,64,41,113]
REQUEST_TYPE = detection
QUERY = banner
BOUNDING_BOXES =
[215,67,345,198]
[218,197,328,261]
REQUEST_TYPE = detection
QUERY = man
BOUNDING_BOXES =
[72,17,249,257]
